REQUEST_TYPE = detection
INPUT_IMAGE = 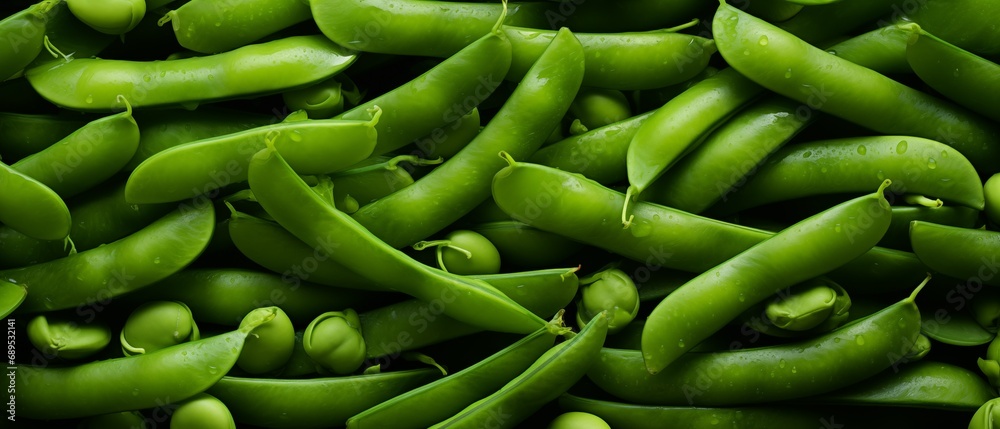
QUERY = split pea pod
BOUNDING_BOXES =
[15,306,279,420]
[207,369,440,428]
[0,0,56,81]
[125,108,380,204]
[350,26,585,248]
[247,141,546,334]
[25,35,357,111]
[159,0,312,53]
[430,312,609,428]
[640,180,893,373]
[713,2,1000,176]
[0,160,71,241]
[910,222,1000,287]
[8,202,215,314]
[708,136,985,215]
[588,283,925,405]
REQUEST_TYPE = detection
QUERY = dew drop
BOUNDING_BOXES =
[857,145,866,155]
[208,366,219,375]
[820,167,828,173]
[778,359,786,368]
[896,140,908,154]
[738,294,746,302]
[784,68,792,79]
[678,339,686,348]
[855,335,865,345]
[743,49,751,56]
[927,158,937,169]
[801,150,811,158]
[710,417,720,425]
[153,256,161,264]
[142,74,151,82]
[834,337,841,343]
[758,35,769,46]
[84,95,94,104]
[791,366,797,374]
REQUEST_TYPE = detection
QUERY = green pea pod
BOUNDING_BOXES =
[16,306,279,420]
[66,0,145,34]
[918,276,995,347]
[624,66,765,219]
[8,202,215,314]
[328,155,437,214]
[0,280,26,318]
[347,322,562,429]
[282,74,360,119]
[986,174,1000,226]
[902,0,1000,56]
[589,282,925,405]
[207,369,440,428]
[120,300,200,356]
[159,0,312,53]
[403,107,481,161]
[911,222,1000,288]
[503,25,716,90]
[78,411,148,429]
[800,360,996,411]
[754,277,851,335]
[471,221,581,270]
[775,0,902,45]
[882,204,979,252]
[0,112,89,162]
[26,313,111,360]
[709,136,985,215]
[0,0,57,81]
[744,0,803,22]
[828,23,913,74]
[431,312,609,428]
[567,88,633,130]
[973,288,1000,333]
[12,96,139,198]
[238,306,295,375]
[529,111,653,185]
[248,141,545,334]
[26,35,356,111]
[905,24,1000,123]
[24,0,114,70]
[971,398,1000,429]
[0,161,71,241]
[714,2,1000,176]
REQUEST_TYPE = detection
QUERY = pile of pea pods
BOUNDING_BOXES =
[2,0,1000,427]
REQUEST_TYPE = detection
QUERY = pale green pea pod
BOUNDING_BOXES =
[575,267,639,335]
[303,309,366,375]
[548,411,611,429]
[972,288,1000,333]
[170,393,237,429]
[236,306,295,375]
[283,74,363,119]
[978,335,1000,388]
[120,300,200,356]
[78,411,148,429]
[27,314,111,360]
[66,0,146,34]
[970,398,1000,429]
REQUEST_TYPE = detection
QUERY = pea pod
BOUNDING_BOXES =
[328,155,437,214]
[775,0,902,45]
[910,222,1000,288]
[206,369,440,428]
[16,306,279,420]
[588,282,925,405]
[0,112,89,162]
[26,35,357,111]
[0,160,71,241]
[641,180,892,373]
[0,0,57,81]
[828,23,913,74]
[901,0,1000,56]
[8,202,214,314]
[430,312,609,428]
[0,280,26,318]
[26,313,112,359]
[159,0,312,53]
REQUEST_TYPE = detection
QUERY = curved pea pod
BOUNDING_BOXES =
[911,222,1000,288]
[902,0,1000,56]
[709,136,985,216]
[588,283,925,405]
[26,313,112,360]
[557,394,828,428]
[800,360,996,411]
[159,0,312,53]
[66,0,145,35]
[0,112,89,162]
[206,369,440,428]
[126,109,380,204]
[0,161,71,241]
[7,201,215,314]
[25,35,357,111]
[402,107,481,161]
[24,0,113,70]
[0,280,26,318]
[12,96,139,198]
[503,25,716,90]
[744,0,803,22]
[904,24,1000,123]
[882,204,980,252]
[0,0,56,81]
[16,306,279,420]
[430,312,609,428]
[828,24,913,75]
[347,322,562,429]
[774,0,905,45]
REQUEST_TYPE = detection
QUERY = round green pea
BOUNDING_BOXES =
[985,173,1000,226]
[236,306,295,375]
[170,393,236,429]
[576,268,639,334]
[547,411,611,428]
[439,230,501,275]
[303,309,366,375]
[66,0,145,34]
[121,300,200,355]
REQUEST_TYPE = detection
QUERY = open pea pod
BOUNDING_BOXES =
[915,274,996,347]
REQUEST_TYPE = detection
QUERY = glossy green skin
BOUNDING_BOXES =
[547,411,610,429]
[170,393,237,429]
[126,108,272,171]
[917,275,996,346]
[163,0,311,53]
[12,105,139,198]
[405,107,481,160]
[0,112,89,162]
[715,2,1000,176]
[802,360,997,411]
[906,24,1000,123]
[627,67,764,194]
[641,182,891,373]
[0,161,71,241]
[0,1,54,81]
[472,221,581,270]
[828,24,913,74]
[347,326,558,429]
[776,0,903,45]
[248,145,546,334]
[126,115,378,204]
[910,221,1000,287]
[24,0,113,70]
[711,136,985,215]
[127,268,381,326]
[430,313,608,428]
[987,174,1000,225]
[744,0,803,22]
[970,398,1000,429]
[360,267,579,358]
[207,369,440,428]
[328,156,418,213]
[66,0,145,34]
[645,95,813,214]
[26,314,111,359]
[16,307,276,420]
[503,26,716,90]
[529,111,653,185]
[26,35,357,111]
[903,0,1000,56]
[8,202,214,314]
[568,88,633,130]
[0,280,25,318]
[589,290,923,405]
[335,30,509,156]
[311,0,552,57]
[350,28,584,248]
[491,161,928,294]
[882,205,979,251]
[557,394,826,428]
